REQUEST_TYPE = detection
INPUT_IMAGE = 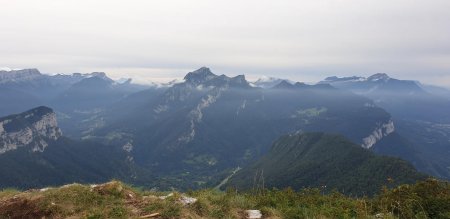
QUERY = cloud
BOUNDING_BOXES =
[1,0,449,87]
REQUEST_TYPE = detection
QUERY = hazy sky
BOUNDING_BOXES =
[1,0,450,86]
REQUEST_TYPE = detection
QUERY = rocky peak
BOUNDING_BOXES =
[0,106,62,154]
[273,80,294,89]
[90,72,114,82]
[182,67,250,88]
[184,67,217,85]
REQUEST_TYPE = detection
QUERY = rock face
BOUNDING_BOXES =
[362,120,395,149]
[0,106,62,154]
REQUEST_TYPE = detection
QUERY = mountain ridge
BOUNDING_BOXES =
[227,132,426,196]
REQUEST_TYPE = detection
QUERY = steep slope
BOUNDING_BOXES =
[0,107,151,189]
[227,132,426,196]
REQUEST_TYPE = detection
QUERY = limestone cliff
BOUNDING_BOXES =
[0,106,62,154]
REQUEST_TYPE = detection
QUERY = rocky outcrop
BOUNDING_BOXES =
[183,67,217,85]
[362,120,395,149]
[178,87,224,143]
[0,106,62,154]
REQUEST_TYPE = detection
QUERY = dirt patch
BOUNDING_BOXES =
[0,196,52,219]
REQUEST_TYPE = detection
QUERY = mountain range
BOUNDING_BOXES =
[0,68,149,138]
[83,67,413,189]
[0,67,449,191]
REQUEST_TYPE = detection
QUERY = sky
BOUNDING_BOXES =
[1,0,450,86]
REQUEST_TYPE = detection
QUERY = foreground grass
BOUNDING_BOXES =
[0,179,448,219]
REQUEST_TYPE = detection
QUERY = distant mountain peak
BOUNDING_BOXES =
[251,76,296,89]
[254,76,280,83]
[323,73,429,94]
[184,67,217,84]
[320,73,393,85]
[273,80,294,89]
[230,75,247,84]
[0,68,40,74]
[367,73,390,82]
[115,78,132,84]
[0,68,42,83]
[90,72,107,78]
[196,66,212,72]
[181,67,250,88]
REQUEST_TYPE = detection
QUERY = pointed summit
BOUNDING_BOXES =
[184,67,217,84]
[273,80,294,89]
